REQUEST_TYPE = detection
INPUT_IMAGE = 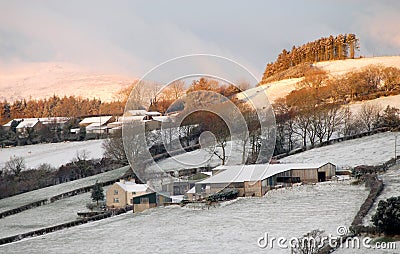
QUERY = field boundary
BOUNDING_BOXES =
[0,177,125,219]
[0,206,132,246]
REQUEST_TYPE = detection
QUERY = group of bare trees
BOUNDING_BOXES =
[262,34,359,82]
[274,96,399,155]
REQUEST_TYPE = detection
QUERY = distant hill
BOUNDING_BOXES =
[0,62,135,102]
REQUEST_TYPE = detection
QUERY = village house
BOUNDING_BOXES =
[106,180,150,208]
[79,116,113,134]
[3,117,72,138]
[192,162,336,199]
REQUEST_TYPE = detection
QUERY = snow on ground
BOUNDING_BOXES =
[237,78,302,104]
[0,139,105,169]
[280,132,398,168]
[0,188,110,239]
[0,166,129,213]
[0,62,133,102]
[151,140,245,172]
[239,56,400,106]
[315,56,400,77]
[348,94,400,114]
[363,164,400,226]
[0,182,368,253]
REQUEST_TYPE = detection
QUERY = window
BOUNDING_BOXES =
[114,190,118,195]
[140,197,149,204]
[113,198,119,203]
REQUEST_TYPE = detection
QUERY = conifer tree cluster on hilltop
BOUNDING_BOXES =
[262,34,359,82]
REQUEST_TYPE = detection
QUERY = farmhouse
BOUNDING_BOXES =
[194,162,336,198]
[106,180,150,208]
[106,180,173,212]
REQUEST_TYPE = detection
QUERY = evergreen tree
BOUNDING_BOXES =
[372,196,400,235]
[91,180,105,205]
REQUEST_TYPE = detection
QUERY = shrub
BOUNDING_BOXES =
[372,196,400,235]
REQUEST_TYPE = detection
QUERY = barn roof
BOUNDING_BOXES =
[198,162,333,184]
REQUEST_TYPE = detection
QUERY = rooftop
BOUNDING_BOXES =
[116,181,149,193]
[198,162,332,184]
[79,116,112,125]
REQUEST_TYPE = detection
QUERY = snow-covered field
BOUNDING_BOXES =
[363,164,400,226]
[241,56,400,106]
[151,140,246,172]
[0,182,368,253]
[280,132,398,168]
[237,78,302,104]
[0,139,105,169]
[349,94,400,114]
[0,189,110,239]
[316,56,400,77]
[0,166,129,213]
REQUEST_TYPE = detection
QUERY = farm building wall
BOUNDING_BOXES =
[318,163,336,179]
[291,169,319,183]
[244,181,262,197]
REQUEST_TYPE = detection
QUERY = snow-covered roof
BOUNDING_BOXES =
[79,116,112,126]
[16,119,40,129]
[116,181,149,193]
[39,117,70,125]
[127,110,148,116]
[152,116,171,122]
[4,117,70,127]
[146,111,162,116]
[198,162,332,184]
[121,116,145,122]
[3,119,22,127]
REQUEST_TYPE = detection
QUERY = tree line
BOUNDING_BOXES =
[262,34,359,82]
[0,95,125,125]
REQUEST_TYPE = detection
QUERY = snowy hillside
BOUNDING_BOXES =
[0,166,129,213]
[315,56,400,77]
[0,62,134,102]
[0,139,105,169]
[238,56,400,105]
[0,182,368,254]
[280,132,398,168]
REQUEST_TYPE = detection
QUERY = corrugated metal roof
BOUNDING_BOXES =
[198,162,331,184]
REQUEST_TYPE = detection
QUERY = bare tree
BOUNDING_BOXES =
[3,156,26,176]
[102,130,128,164]
[357,102,382,132]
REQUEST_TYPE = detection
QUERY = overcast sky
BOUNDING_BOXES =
[1,0,399,79]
